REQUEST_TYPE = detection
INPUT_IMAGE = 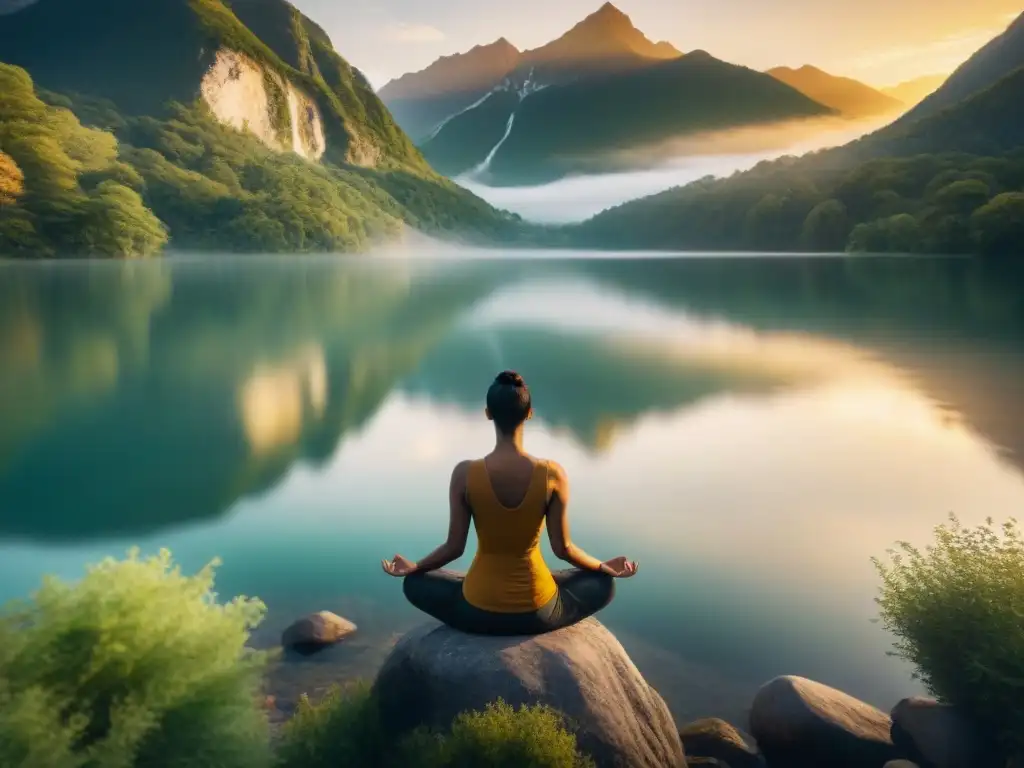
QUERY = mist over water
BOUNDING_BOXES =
[459,116,895,224]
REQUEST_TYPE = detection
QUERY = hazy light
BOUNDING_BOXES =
[239,345,328,456]
[458,116,893,223]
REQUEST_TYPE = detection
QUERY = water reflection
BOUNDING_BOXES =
[1,253,1024,719]
[2,255,1023,539]
[0,258,498,540]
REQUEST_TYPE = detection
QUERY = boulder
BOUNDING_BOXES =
[749,676,901,767]
[680,718,764,768]
[891,697,1000,768]
[372,618,685,768]
[281,611,356,654]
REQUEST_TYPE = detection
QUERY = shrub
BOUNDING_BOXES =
[0,549,270,768]
[873,515,1024,758]
[275,683,387,767]
[422,699,596,768]
[277,689,594,768]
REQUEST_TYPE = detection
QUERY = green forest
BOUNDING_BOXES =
[0,63,526,258]
[574,150,1024,257]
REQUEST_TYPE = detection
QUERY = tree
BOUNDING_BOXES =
[931,179,992,217]
[0,151,23,205]
[800,199,850,252]
[971,192,1024,257]
[79,181,168,257]
[847,214,924,254]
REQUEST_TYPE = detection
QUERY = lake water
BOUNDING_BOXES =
[2,250,1024,726]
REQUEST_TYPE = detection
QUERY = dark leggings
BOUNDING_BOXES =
[402,568,615,636]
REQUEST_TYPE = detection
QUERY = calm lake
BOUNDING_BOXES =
[2,250,1024,725]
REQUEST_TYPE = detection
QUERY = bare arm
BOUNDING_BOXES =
[544,461,612,574]
[409,460,472,574]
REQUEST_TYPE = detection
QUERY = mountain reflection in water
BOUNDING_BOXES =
[2,252,1024,722]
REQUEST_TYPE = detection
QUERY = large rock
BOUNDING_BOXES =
[281,611,356,654]
[680,718,764,768]
[749,676,901,767]
[891,697,1000,768]
[373,618,685,768]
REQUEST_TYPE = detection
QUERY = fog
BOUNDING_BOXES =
[457,115,896,224]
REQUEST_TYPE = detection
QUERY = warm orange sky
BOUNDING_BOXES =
[294,0,1020,89]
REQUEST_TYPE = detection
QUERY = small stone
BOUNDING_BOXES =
[883,761,921,768]
[749,675,900,767]
[680,718,764,768]
[891,697,1001,768]
[281,611,356,653]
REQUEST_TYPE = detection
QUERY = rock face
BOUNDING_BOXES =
[281,611,356,653]
[891,697,999,768]
[373,618,685,768]
[201,49,326,162]
[680,718,764,768]
[749,676,900,767]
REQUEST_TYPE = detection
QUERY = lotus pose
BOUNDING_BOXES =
[382,370,638,636]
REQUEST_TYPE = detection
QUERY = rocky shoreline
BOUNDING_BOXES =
[272,612,1001,768]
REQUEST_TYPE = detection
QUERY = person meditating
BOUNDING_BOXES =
[381,370,638,636]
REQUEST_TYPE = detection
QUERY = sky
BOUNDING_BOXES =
[292,0,1020,90]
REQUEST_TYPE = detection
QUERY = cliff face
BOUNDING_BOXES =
[200,49,326,161]
[0,0,421,169]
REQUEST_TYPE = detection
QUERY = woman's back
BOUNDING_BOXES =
[462,456,558,613]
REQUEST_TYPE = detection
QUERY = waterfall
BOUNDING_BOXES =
[471,111,516,177]
[425,88,501,142]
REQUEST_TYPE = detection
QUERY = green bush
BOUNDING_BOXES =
[421,700,596,768]
[275,683,387,767]
[277,688,594,768]
[874,515,1024,758]
[0,549,271,768]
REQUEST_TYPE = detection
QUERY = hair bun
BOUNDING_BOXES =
[495,370,525,387]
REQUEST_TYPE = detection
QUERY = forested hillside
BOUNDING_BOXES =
[0,0,526,257]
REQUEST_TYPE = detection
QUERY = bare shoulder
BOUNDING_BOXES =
[544,459,569,491]
[450,459,473,483]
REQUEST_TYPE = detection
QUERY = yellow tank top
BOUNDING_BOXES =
[462,458,559,613]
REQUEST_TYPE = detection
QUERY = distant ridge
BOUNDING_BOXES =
[880,73,948,107]
[422,49,832,185]
[381,38,521,101]
[767,64,903,117]
[893,11,1024,125]
[379,2,683,141]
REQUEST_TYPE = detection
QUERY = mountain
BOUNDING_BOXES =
[881,73,948,107]
[0,0,524,257]
[857,65,1024,157]
[522,1,682,79]
[894,11,1024,124]
[378,38,522,142]
[0,0,420,167]
[379,2,683,141]
[767,65,904,117]
[570,22,1024,257]
[423,50,832,185]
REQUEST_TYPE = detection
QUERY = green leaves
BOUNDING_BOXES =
[277,689,594,768]
[0,549,270,768]
[578,148,1024,257]
[874,514,1024,759]
[0,64,166,258]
